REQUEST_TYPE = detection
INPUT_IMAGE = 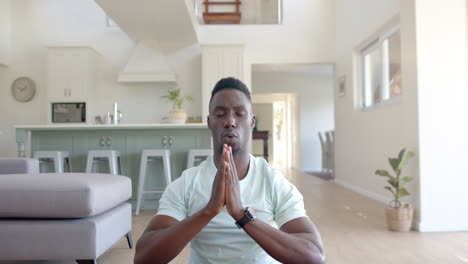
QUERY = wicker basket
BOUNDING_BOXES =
[385,203,413,232]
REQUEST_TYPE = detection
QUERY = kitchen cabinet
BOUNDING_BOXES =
[47,47,98,102]
[46,47,98,124]
[202,45,244,119]
[0,0,10,66]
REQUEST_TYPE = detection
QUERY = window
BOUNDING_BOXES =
[359,24,401,108]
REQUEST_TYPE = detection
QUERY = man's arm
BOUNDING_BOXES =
[134,209,216,264]
[224,147,325,263]
[241,216,325,264]
[134,146,229,264]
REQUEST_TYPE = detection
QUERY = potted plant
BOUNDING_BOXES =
[375,148,416,232]
[161,88,192,124]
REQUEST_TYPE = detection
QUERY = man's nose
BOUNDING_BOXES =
[224,113,236,128]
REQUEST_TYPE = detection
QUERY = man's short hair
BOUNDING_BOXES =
[209,77,251,106]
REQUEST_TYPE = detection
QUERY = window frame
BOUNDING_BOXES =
[357,21,401,110]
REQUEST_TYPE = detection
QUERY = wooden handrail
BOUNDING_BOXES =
[203,0,241,4]
[204,12,241,15]
[203,0,241,24]
[204,1,241,5]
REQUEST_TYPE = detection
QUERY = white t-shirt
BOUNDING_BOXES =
[157,154,307,264]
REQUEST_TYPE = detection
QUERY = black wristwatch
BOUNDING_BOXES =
[235,207,256,229]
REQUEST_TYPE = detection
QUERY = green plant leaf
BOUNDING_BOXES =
[384,186,395,196]
[397,150,416,171]
[387,179,398,189]
[379,149,415,202]
[401,176,413,183]
[375,170,393,178]
[176,98,182,109]
[160,88,192,110]
[397,148,405,162]
[397,187,410,199]
[388,157,400,175]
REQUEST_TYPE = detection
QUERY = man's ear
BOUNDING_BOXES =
[251,115,256,128]
[207,115,211,129]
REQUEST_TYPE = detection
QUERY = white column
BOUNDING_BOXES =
[415,0,468,231]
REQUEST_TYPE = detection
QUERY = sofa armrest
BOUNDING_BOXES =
[0,158,39,174]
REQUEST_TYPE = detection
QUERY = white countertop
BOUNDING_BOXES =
[16,123,208,130]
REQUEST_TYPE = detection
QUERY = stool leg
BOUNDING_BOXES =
[126,232,133,249]
[85,155,94,173]
[118,156,122,175]
[109,156,117,175]
[135,154,148,215]
[187,153,194,169]
[55,155,63,173]
[163,152,172,186]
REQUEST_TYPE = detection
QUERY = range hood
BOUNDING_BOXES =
[117,42,176,83]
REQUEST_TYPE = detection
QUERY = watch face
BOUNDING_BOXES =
[11,76,36,102]
[245,207,256,220]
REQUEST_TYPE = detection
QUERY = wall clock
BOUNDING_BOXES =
[11,76,36,102]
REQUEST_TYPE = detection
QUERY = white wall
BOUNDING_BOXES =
[334,0,422,208]
[199,0,335,63]
[0,0,11,66]
[252,71,334,171]
[414,0,468,231]
[199,0,336,89]
[0,0,202,158]
[335,0,468,232]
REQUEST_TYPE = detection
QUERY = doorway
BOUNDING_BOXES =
[252,93,299,169]
[251,63,335,172]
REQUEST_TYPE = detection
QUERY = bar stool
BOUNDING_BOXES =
[135,149,171,215]
[187,149,212,169]
[33,151,72,173]
[85,150,122,175]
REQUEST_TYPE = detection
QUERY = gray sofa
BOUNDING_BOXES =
[0,158,133,264]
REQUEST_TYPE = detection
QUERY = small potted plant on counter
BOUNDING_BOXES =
[161,88,192,124]
[375,148,416,232]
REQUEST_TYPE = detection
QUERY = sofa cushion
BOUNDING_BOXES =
[0,173,132,218]
[0,158,39,174]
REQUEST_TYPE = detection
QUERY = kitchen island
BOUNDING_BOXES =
[16,124,212,208]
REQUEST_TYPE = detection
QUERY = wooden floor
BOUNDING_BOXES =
[2,169,468,264]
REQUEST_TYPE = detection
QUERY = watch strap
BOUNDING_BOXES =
[235,207,256,229]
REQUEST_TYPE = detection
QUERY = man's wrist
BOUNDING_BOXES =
[235,207,257,229]
[232,208,245,221]
[202,206,221,218]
